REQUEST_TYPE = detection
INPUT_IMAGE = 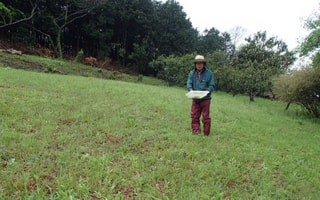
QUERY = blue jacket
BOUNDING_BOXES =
[186,66,215,99]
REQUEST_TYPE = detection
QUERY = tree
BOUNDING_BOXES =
[300,9,320,65]
[228,26,247,49]
[89,0,156,66]
[197,27,225,54]
[73,2,115,58]
[222,32,236,59]
[196,27,235,59]
[129,38,154,74]
[153,0,198,56]
[230,31,295,101]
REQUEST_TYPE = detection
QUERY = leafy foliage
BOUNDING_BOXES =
[207,50,229,91]
[197,28,225,54]
[153,0,198,56]
[300,9,320,64]
[151,51,231,87]
[0,2,12,20]
[129,38,154,74]
[0,2,26,26]
[150,54,194,86]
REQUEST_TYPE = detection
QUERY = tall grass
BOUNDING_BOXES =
[0,67,319,199]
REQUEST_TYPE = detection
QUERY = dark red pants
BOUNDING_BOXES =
[191,99,211,136]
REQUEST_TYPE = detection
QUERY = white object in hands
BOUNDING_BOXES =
[186,90,209,99]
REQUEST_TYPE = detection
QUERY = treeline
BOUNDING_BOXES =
[0,0,233,74]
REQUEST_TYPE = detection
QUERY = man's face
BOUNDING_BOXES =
[195,62,204,71]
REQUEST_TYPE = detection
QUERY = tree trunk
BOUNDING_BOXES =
[56,29,62,58]
[76,36,80,54]
[249,93,255,102]
[285,101,291,111]
[122,30,128,66]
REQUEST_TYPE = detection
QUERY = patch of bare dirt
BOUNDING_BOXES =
[0,40,53,57]
[58,119,79,126]
[106,135,123,144]
[23,129,37,134]
[152,180,165,196]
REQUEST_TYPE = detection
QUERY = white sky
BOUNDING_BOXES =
[171,0,319,50]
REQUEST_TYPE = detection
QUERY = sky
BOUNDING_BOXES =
[169,0,319,50]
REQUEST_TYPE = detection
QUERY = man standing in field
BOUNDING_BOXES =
[186,55,215,136]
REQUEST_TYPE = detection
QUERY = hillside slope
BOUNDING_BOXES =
[0,52,167,86]
[0,67,319,199]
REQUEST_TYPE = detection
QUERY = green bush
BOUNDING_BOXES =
[150,54,195,86]
[273,65,320,117]
[73,49,84,63]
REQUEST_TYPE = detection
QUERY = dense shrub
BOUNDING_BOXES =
[273,65,320,117]
[150,54,195,86]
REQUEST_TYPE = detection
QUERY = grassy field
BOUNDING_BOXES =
[0,66,320,199]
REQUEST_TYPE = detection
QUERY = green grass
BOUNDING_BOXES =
[0,66,320,199]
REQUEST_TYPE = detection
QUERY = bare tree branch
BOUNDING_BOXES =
[55,7,91,25]
[24,23,56,50]
[67,7,91,18]
[61,9,92,28]
[0,3,37,29]
[0,15,6,24]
